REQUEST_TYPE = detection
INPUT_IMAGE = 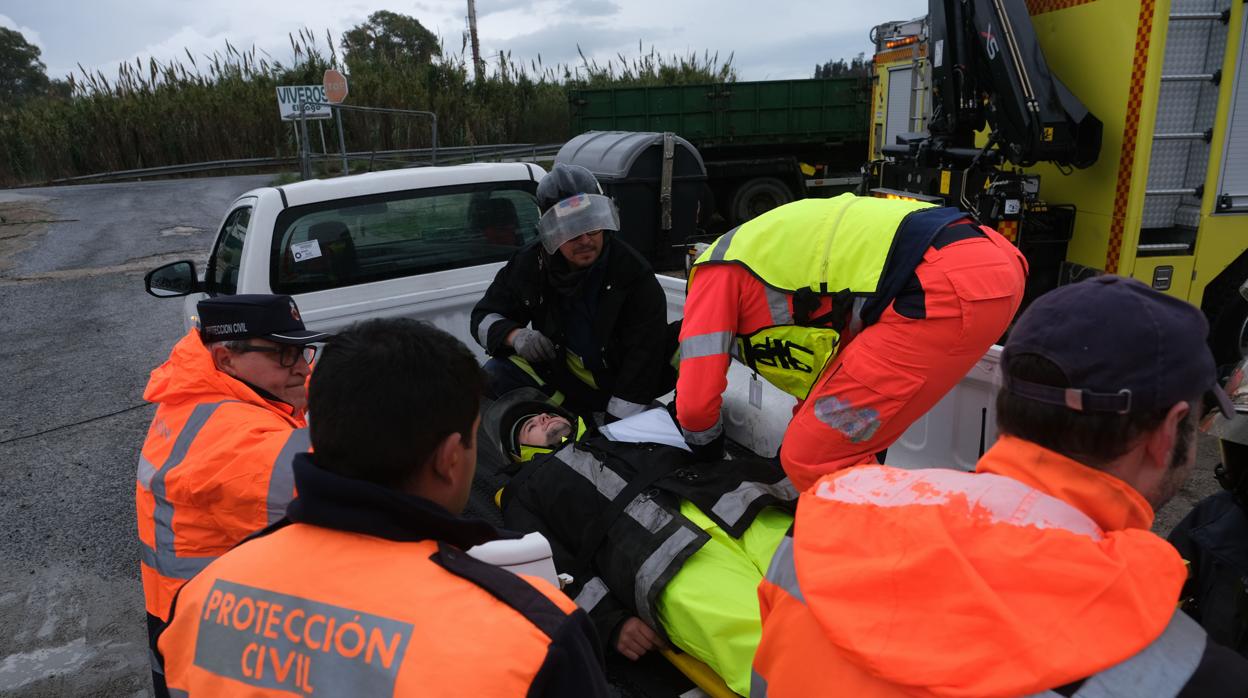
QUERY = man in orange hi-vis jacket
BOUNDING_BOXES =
[751,276,1248,697]
[136,294,329,696]
[155,318,609,697]
[675,194,1026,490]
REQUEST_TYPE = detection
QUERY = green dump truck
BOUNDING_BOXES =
[569,77,870,226]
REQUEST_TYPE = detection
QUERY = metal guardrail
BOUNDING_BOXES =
[45,143,563,185]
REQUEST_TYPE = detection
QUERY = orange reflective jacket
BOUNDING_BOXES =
[137,329,308,621]
[159,523,582,696]
[753,437,1188,697]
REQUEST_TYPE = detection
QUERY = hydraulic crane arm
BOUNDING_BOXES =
[925,0,1102,168]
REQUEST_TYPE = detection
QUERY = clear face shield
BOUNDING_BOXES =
[537,193,620,254]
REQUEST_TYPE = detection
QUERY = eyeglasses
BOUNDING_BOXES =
[233,343,317,368]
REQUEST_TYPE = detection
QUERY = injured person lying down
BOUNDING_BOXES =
[483,388,796,697]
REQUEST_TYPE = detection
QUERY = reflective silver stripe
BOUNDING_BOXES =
[679,331,734,360]
[764,535,803,604]
[606,396,648,419]
[554,447,672,533]
[625,496,673,533]
[711,479,798,528]
[634,526,700,627]
[847,296,867,335]
[476,312,507,348]
[265,427,308,523]
[708,226,739,261]
[1068,612,1206,698]
[556,447,626,497]
[680,416,723,446]
[574,577,610,612]
[751,670,769,698]
[140,542,214,579]
[168,689,189,698]
[764,286,793,325]
[146,402,230,580]
[137,455,158,490]
[150,648,163,674]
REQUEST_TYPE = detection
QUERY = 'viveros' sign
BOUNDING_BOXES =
[276,85,332,120]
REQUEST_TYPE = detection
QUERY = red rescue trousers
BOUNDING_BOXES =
[779,227,1026,490]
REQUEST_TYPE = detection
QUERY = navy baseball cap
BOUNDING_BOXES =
[196,294,331,345]
[1002,275,1233,418]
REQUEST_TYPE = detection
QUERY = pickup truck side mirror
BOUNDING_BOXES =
[145,260,202,298]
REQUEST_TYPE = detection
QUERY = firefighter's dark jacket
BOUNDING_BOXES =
[470,236,670,410]
[156,454,609,697]
[1169,490,1248,657]
[500,434,796,646]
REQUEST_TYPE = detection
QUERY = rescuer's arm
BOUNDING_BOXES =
[675,266,739,450]
[471,254,533,356]
[607,273,671,419]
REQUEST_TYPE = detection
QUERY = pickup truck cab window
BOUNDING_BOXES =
[207,205,252,295]
[270,182,539,294]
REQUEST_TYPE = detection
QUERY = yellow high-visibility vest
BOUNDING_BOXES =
[691,194,935,400]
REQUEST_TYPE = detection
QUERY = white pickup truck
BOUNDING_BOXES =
[146,162,1002,469]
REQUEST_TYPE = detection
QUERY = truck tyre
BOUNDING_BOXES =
[1203,254,1248,370]
[1209,291,1248,369]
[730,177,793,224]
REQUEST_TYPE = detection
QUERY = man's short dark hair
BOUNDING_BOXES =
[996,354,1196,468]
[308,318,484,487]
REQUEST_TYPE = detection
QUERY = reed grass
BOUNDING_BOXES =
[0,30,736,185]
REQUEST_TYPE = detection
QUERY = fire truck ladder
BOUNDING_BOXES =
[1139,0,1232,255]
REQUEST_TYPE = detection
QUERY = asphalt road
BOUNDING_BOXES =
[0,175,1227,696]
[0,176,272,696]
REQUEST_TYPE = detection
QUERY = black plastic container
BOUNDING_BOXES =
[555,131,708,269]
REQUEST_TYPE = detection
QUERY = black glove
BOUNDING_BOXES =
[687,430,725,462]
[665,400,725,462]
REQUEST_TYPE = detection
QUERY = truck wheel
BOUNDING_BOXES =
[730,178,793,224]
[1210,292,1248,368]
[1202,253,1248,371]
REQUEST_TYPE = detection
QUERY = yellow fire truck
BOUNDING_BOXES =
[864,0,1248,365]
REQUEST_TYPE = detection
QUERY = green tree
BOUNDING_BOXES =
[814,53,870,79]
[0,27,51,104]
[340,11,440,69]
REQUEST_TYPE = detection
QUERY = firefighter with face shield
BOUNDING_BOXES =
[471,164,677,423]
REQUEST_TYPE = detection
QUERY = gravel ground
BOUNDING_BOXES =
[0,176,1225,696]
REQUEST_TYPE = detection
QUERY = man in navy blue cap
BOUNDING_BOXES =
[195,294,331,411]
[997,274,1233,510]
[136,294,329,697]
[753,275,1248,697]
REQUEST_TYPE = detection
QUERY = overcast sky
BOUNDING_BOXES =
[1,0,926,85]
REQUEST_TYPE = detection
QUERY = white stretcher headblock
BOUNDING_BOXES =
[466,531,560,588]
